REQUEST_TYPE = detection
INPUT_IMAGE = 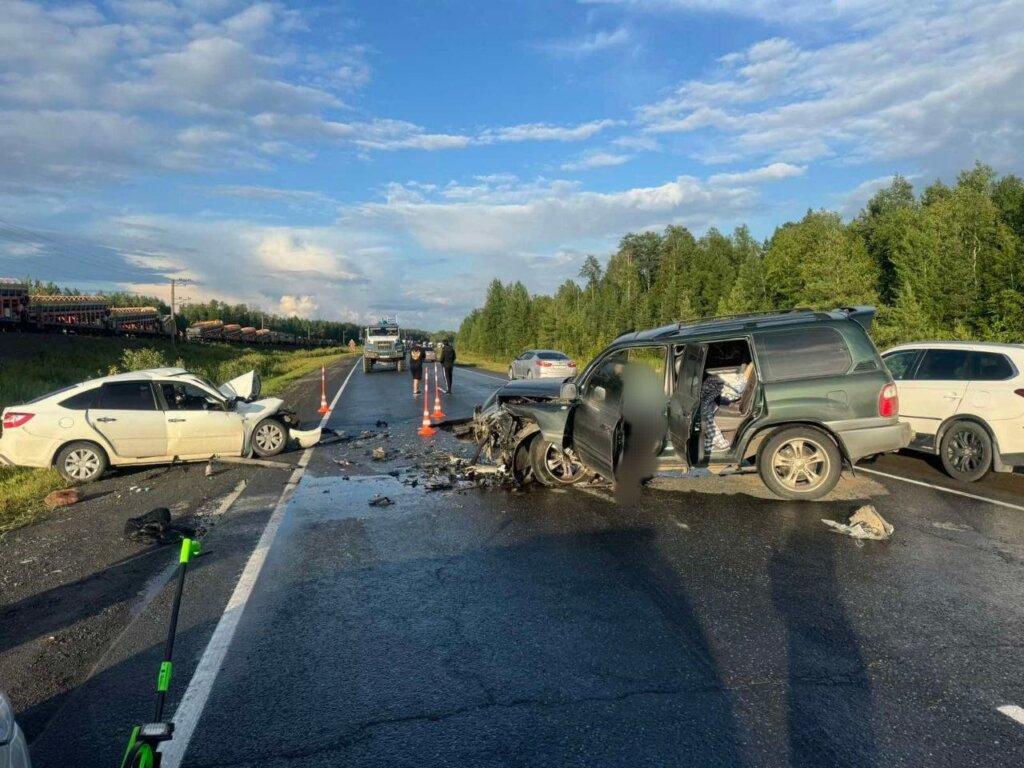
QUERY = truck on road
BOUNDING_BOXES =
[363,318,406,373]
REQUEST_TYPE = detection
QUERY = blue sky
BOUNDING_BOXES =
[1,0,1022,329]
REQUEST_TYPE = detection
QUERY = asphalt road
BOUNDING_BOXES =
[12,359,1024,766]
[95,360,1021,768]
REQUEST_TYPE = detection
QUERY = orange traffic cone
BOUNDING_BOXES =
[418,368,437,437]
[317,364,330,415]
[431,362,446,420]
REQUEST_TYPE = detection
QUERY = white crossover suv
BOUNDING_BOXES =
[0,368,319,483]
[881,342,1024,481]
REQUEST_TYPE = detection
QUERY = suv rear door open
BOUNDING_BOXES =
[668,343,707,467]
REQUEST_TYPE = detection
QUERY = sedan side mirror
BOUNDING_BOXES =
[560,381,578,400]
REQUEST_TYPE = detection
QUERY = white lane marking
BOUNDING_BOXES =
[857,467,1024,512]
[998,705,1024,726]
[160,359,357,767]
[455,365,509,383]
[212,479,247,519]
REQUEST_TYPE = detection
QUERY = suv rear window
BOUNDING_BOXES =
[970,351,1015,381]
[755,327,852,382]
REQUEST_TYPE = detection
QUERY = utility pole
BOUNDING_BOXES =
[170,278,194,353]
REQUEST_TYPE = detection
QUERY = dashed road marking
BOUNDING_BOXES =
[857,467,1024,513]
[160,359,357,767]
[998,705,1024,726]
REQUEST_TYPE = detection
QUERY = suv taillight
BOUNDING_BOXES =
[2,412,34,429]
[879,384,898,418]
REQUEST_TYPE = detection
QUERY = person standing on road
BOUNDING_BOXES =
[409,344,425,397]
[439,339,456,393]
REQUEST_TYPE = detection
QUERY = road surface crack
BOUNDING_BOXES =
[186,687,687,767]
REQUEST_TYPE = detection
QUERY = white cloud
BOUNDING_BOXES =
[541,27,631,56]
[278,294,319,318]
[354,120,471,151]
[636,1,1024,171]
[612,135,661,152]
[479,119,618,144]
[579,0,903,25]
[347,174,757,255]
[707,162,805,186]
[561,151,634,171]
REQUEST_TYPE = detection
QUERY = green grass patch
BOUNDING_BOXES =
[0,335,353,532]
[0,467,68,534]
[455,351,510,375]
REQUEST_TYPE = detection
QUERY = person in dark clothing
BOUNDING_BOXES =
[409,345,425,397]
[438,339,456,393]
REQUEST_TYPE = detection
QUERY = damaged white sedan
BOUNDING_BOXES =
[0,368,319,483]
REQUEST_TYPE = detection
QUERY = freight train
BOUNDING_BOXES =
[0,279,332,347]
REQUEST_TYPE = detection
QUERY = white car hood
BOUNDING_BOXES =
[219,370,261,401]
[235,398,283,418]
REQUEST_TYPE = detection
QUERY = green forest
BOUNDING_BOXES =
[457,164,1024,362]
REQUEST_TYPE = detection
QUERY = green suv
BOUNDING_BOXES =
[470,307,912,500]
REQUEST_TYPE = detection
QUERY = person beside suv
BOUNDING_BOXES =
[881,342,1024,482]
[471,307,911,500]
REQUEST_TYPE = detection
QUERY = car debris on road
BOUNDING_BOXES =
[822,504,894,540]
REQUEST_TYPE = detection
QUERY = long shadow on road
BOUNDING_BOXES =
[770,508,878,768]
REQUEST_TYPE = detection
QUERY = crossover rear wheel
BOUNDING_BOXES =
[758,427,841,500]
[56,441,108,483]
[940,421,992,482]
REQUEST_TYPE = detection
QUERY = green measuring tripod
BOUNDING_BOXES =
[120,537,201,768]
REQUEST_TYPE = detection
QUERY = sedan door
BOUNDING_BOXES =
[159,382,245,457]
[87,381,168,458]
[900,349,971,448]
[516,353,534,379]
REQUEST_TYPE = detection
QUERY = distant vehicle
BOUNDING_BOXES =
[881,342,1024,481]
[470,308,910,499]
[509,350,577,380]
[424,343,437,362]
[362,318,405,373]
[1,691,31,768]
[0,368,319,483]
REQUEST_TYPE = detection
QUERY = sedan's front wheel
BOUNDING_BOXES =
[56,441,108,483]
[252,418,288,457]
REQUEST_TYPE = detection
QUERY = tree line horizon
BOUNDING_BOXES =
[456,163,1024,362]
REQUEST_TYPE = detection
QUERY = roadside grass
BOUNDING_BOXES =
[455,350,509,375]
[0,334,352,533]
[0,467,68,534]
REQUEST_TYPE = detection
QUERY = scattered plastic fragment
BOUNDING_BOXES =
[822,505,893,540]
[372,447,387,461]
[368,495,394,507]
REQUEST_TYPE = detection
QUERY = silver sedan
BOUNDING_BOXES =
[508,350,577,380]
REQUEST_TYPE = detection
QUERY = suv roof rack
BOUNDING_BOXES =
[641,306,877,339]
[676,308,814,329]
